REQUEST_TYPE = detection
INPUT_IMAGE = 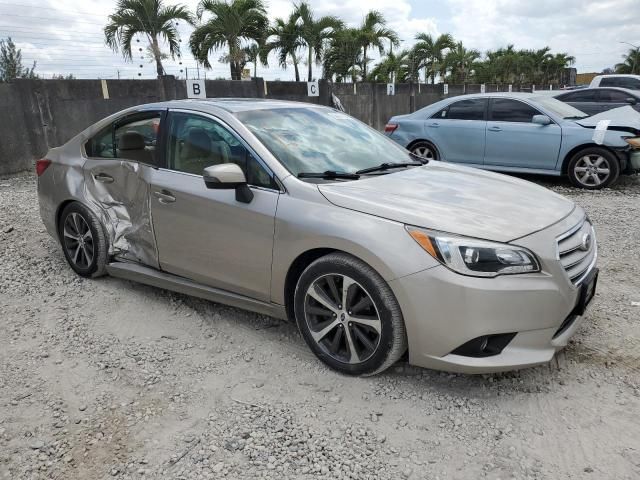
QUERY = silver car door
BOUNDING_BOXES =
[149,110,280,302]
[83,110,165,267]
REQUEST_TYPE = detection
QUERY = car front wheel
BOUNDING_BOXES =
[294,253,407,376]
[567,147,620,189]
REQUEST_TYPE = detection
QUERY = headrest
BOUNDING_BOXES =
[119,131,145,150]
[186,128,212,151]
[208,129,224,142]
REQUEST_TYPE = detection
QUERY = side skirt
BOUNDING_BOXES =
[105,262,288,320]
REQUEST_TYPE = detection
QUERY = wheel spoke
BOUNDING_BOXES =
[574,166,588,173]
[579,172,590,183]
[310,318,340,342]
[350,295,373,315]
[327,327,344,355]
[594,156,604,167]
[353,325,376,352]
[595,168,609,175]
[71,213,82,237]
[341,277,355,311]
[306,305,334,317]
[349,315,381,334]
[591,173,602,185]
[308,285,339,314]
[82,244,93,265]
[63,227,78,240]
[72,244,81,264]
[343,326,360,363]
[325,276,341,306]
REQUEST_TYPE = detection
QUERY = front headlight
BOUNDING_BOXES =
[406,226,540,277]
[623,137,640,149]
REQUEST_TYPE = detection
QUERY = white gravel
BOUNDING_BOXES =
[1,173,639,479]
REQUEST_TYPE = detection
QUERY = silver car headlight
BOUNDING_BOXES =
[406,226,540,277]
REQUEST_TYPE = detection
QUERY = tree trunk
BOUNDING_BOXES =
[293,58,300,82]
[254,61,257,78]
[362,46,368,80]
[308,47,313,82]
[152,36,164,77]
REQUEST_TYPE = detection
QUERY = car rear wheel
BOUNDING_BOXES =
[294,253,407,376]
[58,202,108,278]
[567,147,619,189]
[410,141,439,161]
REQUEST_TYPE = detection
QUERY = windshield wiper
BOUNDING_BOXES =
[564,115,589,120]
[297,170,360,180]
[355,161,423,175]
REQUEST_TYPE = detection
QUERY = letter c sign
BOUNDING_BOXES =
[307,81,319,97]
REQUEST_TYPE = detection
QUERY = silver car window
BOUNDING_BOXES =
[236,107,415,175]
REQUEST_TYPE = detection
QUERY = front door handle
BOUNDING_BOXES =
[94,173,114,183]
[488,126,502,132]
[427,122,440,128]
[153,190,176,204]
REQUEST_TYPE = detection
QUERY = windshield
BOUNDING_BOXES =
[530,95,588,119]
[235,107,415,176]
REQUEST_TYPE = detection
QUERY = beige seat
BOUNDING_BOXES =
[118,131,154,164]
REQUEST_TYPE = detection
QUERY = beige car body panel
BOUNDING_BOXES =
[37,99,597,374]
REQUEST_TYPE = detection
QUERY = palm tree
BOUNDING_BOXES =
[104,0,194,78]
[293,2,343,82]
[244,42,264,78]
[264,14,304,81]
[445,42,480,83]
[189,0,268,80]
[368,50,408,83]
[323,28,362,82]
[414,33,454,84]
[615,48,640,74]
[357,11,398,79]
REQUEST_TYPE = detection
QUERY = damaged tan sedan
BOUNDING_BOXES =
[38,99,598,375]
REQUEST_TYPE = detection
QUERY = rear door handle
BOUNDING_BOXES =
[94,173,114,183]
[488,126,502,132]
[153,190,176,204]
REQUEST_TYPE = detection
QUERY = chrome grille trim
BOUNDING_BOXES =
[556,217,597,287]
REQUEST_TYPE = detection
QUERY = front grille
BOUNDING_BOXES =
[556,218,597,286]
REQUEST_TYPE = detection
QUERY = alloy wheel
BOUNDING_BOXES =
[573,154,611,187]
[411,144,436,160]
[62,212,94,269]
[304,274,382,364]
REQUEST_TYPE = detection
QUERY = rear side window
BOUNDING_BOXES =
[490,99,540,123]
[558,90,598,102]
[434,98,486,120]
[600,77,640,89]
[85,125,115,158]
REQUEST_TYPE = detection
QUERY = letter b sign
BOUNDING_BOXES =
[186,79,206,99]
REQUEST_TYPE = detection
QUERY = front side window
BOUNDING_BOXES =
[599,89,633,102]
[235,107,417,176]
[490,98,540,123]
[437,98,486,120]
[559,90,598,102]
[166,112,276,189]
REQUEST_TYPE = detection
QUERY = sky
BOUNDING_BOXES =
[1,0,638,80]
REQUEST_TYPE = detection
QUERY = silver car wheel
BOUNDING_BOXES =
[573,155,611,187]
[304,274,382,364]
[411,144,436,160]
[62,212,94,268]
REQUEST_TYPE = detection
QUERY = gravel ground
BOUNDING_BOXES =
[1,172,639,480]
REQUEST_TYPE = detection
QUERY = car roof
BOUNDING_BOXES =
[136,98,322,114]
[593,74,640,79]
[460,92,540,99]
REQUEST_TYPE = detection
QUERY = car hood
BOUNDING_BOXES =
[318,163,575,242]
[575,105,640,130]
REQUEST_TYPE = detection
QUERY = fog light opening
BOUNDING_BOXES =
[450,333,517,358]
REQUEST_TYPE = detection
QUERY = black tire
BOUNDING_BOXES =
[567,147,620,189]
[294,253,407,376]
[409,141,439,161]
[58,202,109,278]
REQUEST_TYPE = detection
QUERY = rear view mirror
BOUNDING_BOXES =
[203,163,253,203]
[625,97,637,105]
[532,114,552,126]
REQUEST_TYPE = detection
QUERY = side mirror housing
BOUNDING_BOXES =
[532,114,552,126]
[625,97,637,105]
[203,163,253,203]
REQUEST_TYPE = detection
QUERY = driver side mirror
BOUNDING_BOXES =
[203,163,254,203]
[532,114,552,126]
[625,97,637,105]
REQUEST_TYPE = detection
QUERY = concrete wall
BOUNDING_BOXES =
[0,76,530,175]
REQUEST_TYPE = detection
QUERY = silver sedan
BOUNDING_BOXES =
[37,99,598,375]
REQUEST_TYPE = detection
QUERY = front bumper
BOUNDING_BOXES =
[390,207,595,374]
